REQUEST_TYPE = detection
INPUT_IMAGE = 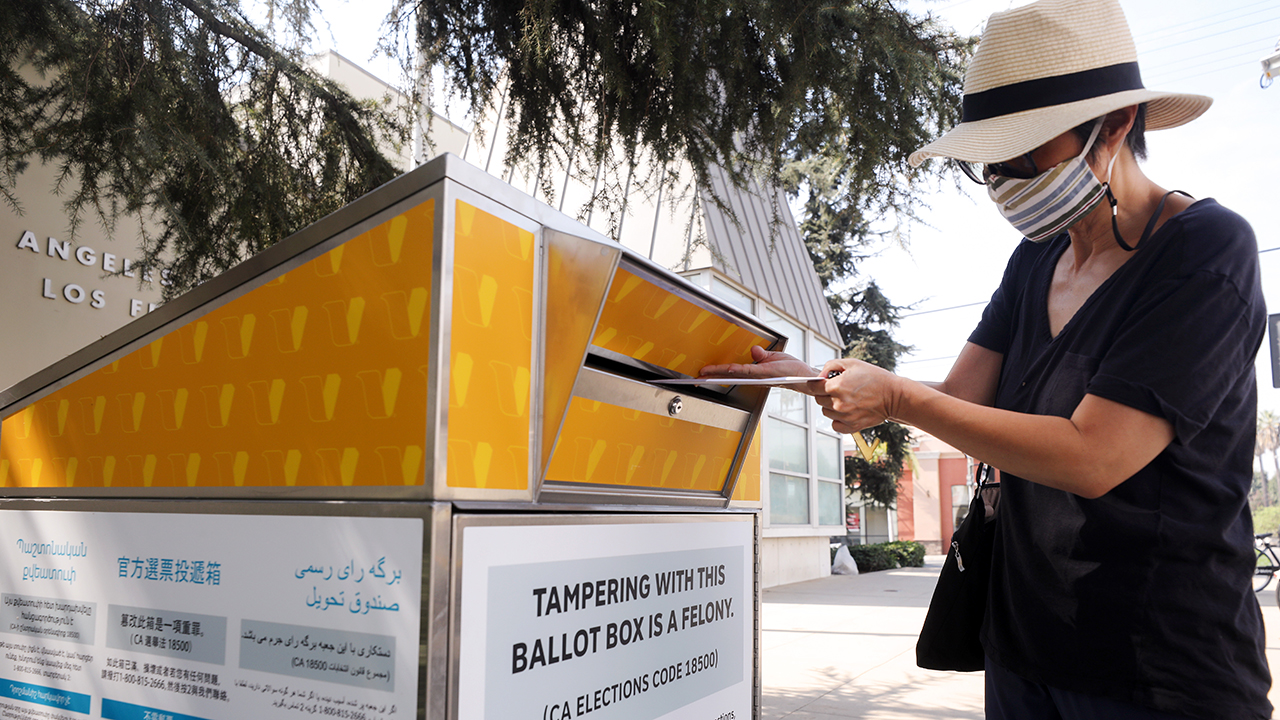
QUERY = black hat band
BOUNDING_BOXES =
[961,62,1144,123]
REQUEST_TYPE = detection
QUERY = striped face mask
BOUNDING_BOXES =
[987,121,1115,243]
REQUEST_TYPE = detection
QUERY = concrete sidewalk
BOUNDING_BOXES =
[760,556,1280,719]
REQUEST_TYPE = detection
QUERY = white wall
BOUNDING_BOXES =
[760,536,832,588]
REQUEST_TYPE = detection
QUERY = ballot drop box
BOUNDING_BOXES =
[0,154,782,720]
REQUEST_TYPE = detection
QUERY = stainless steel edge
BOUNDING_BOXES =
[532,229,548,503]
[431,180,457,497]
[447,513,465,720]
[0,484,438,501]
[0,496,442,517]
[753,512,763,720]
[573,368,750,433]
[422,183,448,495]
[535,483,729,508]
[529,228,546,505]
[534,229,622,500]
[425,502,453,720]
[448,500,760,515]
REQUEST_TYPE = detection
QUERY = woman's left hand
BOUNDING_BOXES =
[813,358,906,434]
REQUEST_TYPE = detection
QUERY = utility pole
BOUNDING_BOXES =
[1261,37,1280,89]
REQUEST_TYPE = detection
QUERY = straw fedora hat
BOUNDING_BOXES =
[908,0,1212,167]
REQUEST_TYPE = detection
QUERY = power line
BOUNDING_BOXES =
[1149,54,1271,85]
[1144,33,1280,76]
[900,300,987,318]
[1135,2,1279,44]
[899,355,959,365]
[1140,18,1280,55]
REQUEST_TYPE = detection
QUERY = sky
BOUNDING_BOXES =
[307,0,1280,411]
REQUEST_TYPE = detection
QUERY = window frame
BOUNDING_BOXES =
[755,303,846,536]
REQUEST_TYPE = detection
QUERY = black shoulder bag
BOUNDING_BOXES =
[915,463,999,672]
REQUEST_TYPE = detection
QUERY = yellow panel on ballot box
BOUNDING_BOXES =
[445,201,535,490]
[593,268,769,373]
[0,200,436,488]
[545,398,742,491]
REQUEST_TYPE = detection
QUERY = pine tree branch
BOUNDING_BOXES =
[168,0,282,69]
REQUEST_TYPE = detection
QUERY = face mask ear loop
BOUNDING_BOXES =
[1101,142,1135,252]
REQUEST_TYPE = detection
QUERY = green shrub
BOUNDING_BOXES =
[885,540,927,568]
[840,540,928,573]
[1254,505,1280,536]
[846,543,896,572]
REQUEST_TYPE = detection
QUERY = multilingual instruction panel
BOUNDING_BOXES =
[0,510,423,720]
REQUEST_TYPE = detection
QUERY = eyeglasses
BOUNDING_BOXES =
[954,152,1040,185]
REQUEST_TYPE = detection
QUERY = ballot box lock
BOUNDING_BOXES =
[668,397,683,417]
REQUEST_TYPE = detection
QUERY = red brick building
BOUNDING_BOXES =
[897,434,975,555]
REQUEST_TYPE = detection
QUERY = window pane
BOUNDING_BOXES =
[767,418,808,473]
[711,277,753,314]
[864,505,891,544]
[818,480,843,526]
[760,308,805,363]
[770,473,810,524]
[810,339,837,368]
[816,433,841,479]
[952,484,973,529]
[766,386,807,422]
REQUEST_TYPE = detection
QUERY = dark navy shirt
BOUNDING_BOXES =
[969,199,1271,719]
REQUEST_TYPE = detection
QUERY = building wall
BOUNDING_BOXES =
[309,51,471,167]
[907,434,970,555]
[760,536,832,588]
[896,468,916,540]
[939,456,971,547]
[1,161,166,392]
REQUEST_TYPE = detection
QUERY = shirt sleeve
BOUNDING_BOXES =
[1087,217,1265,445]
[968,240,1036,355]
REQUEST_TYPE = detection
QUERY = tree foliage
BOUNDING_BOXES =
[1255,411,1280,508]
[4,0,970,303]
[395,0,969,222]
[846,420,911,508]
[1,0,404,296]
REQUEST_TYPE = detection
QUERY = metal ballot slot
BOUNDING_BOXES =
[0,154,774,720]
[539,253,776,506]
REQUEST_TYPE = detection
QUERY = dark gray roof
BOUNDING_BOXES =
[699,165,842,347]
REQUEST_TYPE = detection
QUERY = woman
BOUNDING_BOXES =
[703,0,1272,717]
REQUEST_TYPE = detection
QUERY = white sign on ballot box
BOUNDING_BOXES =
[455,515,754,720]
